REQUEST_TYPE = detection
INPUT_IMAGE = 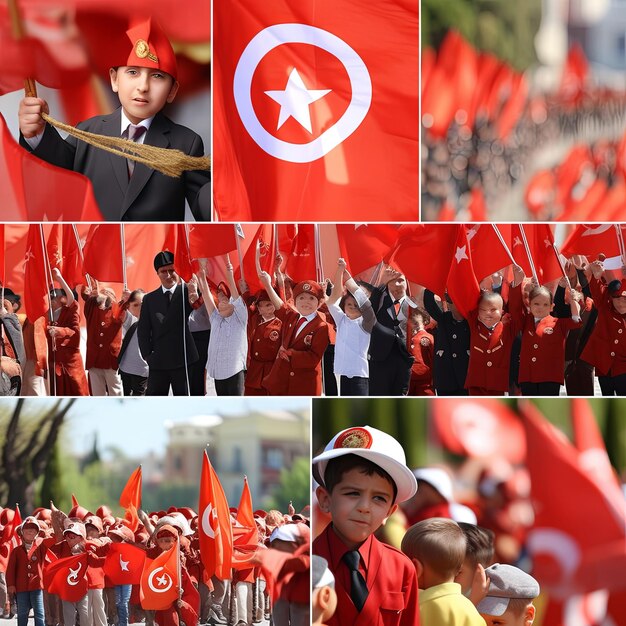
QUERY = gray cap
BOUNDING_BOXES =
[311,555,335,589]
[476,563,540,617]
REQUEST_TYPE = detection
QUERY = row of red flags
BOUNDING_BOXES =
[7,222,626,325]
[431,398,626,625]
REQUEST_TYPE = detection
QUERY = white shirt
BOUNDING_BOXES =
[206,297,248,380]
[120,110,154,144]
[294,311,318,337]
[328,289,372,379]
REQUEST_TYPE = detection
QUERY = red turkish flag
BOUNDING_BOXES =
[162,224,194,283]
[281,224,316,283]
[560,224,621,260]
[118,465,142,531]
[509,224,561,284]
[23,224,50,324]
[234,224,276,295]
[466,224,513,283]
[446,226,480,320]
[336,224,399,277]
[558,43,589,106]
[232,476,259,570]
[103,543,146,586]
[0,225,5,287]
[520,401,626,597]
[198,451,233,581]
[82,225,124,283]
[44,553,88,602]
[213,0,418,222]
[386,225,459,296]
[188,225,238,260]
[1,505,22,549]
[0,114,101,221]
[431,398,526,464]
[140,543,180,610]
[47,225,84,289]
[494,72,528,142]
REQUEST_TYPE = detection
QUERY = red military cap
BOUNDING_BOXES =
[293,280,323,301]
[121,18,178,80]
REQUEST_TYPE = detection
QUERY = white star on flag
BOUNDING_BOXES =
[22,247,35,272]
[265,68,331,133]
[119,555,129,572]
[156,573,169,587]
[455,245,469,264]
[513,237,522,247]
[544,238,552,248]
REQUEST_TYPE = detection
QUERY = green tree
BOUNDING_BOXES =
[39,441,64,507]
[267,456,309,513]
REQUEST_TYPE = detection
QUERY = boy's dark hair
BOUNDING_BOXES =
[338,292,357,313]
[478,290,504,307]
[528,285,553,305]
[458,522,495,569]
[401,518,466,581]
[322,453,397,503]
[129,289,145,303]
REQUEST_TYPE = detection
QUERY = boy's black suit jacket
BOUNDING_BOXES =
[20,108,210,221]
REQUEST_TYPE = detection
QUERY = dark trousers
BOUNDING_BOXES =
[121,371,148,396]
[340,375,369,396]
[323,345,338,396]
[599,373,626,396]
[436,388,469,396]
[369,354,412,396]
[520,381,561,396]
[146,366,192,396]
[189,330,210,396]
[214,370,245,396]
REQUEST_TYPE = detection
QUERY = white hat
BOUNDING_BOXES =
[413,467,454,502]
[312,426,417,503]
[449,503,477,525]
[63,522,86,539]
[269,522,309,544]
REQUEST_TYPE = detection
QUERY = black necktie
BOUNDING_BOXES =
[342,550,368,612]
[165,290,172,307]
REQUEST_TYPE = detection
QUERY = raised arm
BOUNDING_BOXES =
[225,257,239,299]
[328,259,346,306]
[196,268,216,315]
[52,267,74,307]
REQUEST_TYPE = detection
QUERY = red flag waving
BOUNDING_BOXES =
[235,224,276,295]
[280,224,316,283]
[188,224,238,260]
[560,224,621,260]
[232,476,260,570]
[446,225,480,320]
[44,553,88,603]
[336,224,399,277]
[140,543,179,610]
[82,225,123,282]
[119,466,142,533]
[198,451,233,581]
[23,224,50,323]
[213,0,419,222]
[61,225,85,289]
[163,224,194,282]
[103,543,146,586]
[466,224,513,283]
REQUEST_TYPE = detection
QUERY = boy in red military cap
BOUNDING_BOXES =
[18,18,210,221]
[258,255,329,395]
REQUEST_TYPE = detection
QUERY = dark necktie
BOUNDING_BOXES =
[394,299,401,317]
[165,290,172,307]
[126,124,146,177]
[342,550,368,612]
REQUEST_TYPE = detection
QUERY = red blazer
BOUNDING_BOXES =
[313,524,420,626]
[263,305,329,396]
[82,291,125,370]
[245,316,282,391]
[6,540,49,591]
[581,277,626,377]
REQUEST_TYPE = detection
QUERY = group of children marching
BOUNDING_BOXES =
[0,501,309,626]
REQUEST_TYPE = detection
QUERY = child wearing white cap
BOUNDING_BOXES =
[312,556,337,626]
[477,563,540,626]
[312,425,420,626]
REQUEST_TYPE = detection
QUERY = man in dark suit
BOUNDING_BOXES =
[138,251,199,396]
[368,267,415,395]
[18,18,210,221]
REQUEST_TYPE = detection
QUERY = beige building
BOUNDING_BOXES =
[164,410,309,508]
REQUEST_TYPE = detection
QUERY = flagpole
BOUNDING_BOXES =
[120,224,127,291]
[552,243,572,289]
[235,225,245,282]
[491,225,516,265]
[518,225,539,284]
[615,225,626,268]
[39,225,56,397]
[314,224,324,283]
[72,225,92,290]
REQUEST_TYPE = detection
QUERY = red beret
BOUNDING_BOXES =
[122,18,177,80]
[293,280,323,301]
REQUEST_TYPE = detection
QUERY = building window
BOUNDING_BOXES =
[265,448,283,470]
[233,447,243,472]
[174,456,183,471]
[618,33,626,59]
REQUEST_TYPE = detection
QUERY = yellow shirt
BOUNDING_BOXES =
[419,582,487,626]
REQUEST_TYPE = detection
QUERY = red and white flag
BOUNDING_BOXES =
[44,553,88,603]
[446,225,480,320]
[213,0,418,222]
[198,451,233,581]
[140,543,179,610]
[23,224,50,323]
[336,224,399,277]
[104,543,146,586]
[82,225,123,283]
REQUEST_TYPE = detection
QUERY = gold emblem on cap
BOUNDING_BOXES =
[334,427,373,450]
[135,39,159,63]
[302,283,311,291]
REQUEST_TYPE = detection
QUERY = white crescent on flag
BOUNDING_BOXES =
[147,567,173,593]
[67,563,82,586]
[201,503,219,539]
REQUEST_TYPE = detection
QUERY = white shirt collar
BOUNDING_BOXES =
[300,312,317,322]
[161,285,177,295]
[120,110,154,136]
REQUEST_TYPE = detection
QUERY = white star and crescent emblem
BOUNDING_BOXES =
[234,23,372,163]
[147,567,173,593]
[201,503,220,540]
[265,68,331,133]
[119,555,129,572]
[67,563,82,586]
[455,245,469,264]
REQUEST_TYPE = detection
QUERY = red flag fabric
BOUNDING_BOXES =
[213,0,419,222]
[467,187,487,222]
[82,225,123,282]
[236,477,256,530]
[234,224,275,295]
[386,225,459,296]
[431,398,526,464]
[558,43,589,106]
[163,224,195,282]
[465,224,513,284]
[520,402,626,597]
[103,543,146,586]
[198,451,233,581]
[560,224,621,260]
[0,113,101,221]
[1,505,22,549]
[119,466,142,510]
[232,476,259,570]
[281,224,317,283]
[445,226,480,320]
[23,224,50,323]
[0,225,5,287]
[60,225,85,289]
[44,553,88,602]
[188,225,238,260]
[509,224,561,284]
[140,544,180,610]
[336,224,399,277]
